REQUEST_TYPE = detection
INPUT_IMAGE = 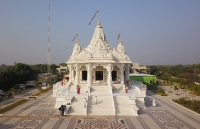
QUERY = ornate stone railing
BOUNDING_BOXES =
[131,80,146,89]
[131,80,146,109]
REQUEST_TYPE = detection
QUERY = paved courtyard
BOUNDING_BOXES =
[0,89,200,129]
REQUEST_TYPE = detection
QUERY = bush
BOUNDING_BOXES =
[173,98,200,114]
[174,86,178,90]
[157,89,168,96]
[147,84,158,93]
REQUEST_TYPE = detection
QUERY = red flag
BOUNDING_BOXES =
[71,34,78,42]
[89,11,99,25]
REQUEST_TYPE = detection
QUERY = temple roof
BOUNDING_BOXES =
[67,22,132,64]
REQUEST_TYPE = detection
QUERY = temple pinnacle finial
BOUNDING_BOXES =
[98,22,101,25]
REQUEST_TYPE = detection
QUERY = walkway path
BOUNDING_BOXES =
[0,89,200,129]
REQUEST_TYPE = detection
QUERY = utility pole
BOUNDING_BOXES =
[47,4,51,73]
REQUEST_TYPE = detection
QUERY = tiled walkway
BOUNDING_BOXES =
[0,90,200,129]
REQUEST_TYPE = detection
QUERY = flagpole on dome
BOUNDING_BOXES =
[71,34,78,43]
[96,10,99,24]
[76,34,78,43]
[117,33,121,44]
[89,10,99,25]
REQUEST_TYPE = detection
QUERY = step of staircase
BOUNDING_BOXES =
[68,96,87,115]
[113,96,137,115]
[87,106,114,115]
[113,96,129,105]
[90,86,110,94]
[113,84,123,92]
[87,96,113,105]
[115,105,134,115]
[87,96,114,116]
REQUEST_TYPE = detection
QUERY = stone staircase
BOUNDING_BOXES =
[87,96,115,116]
[68,96,87,115]
[90,86,111,95]
[114,96,134,115]
[113,84,124,93]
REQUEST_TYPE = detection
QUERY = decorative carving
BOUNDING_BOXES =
[86,64,92,71]
[117,41,126,54]
[107,64,113,71]
[69,42,82,60]
[67,22,131,62]
[140,90,146,97]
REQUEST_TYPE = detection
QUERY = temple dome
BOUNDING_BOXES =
[117,41,126,54]
[67,22,132,63]
[69,41,82,60]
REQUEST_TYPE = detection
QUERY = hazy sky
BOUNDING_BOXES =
[0,1,200,66]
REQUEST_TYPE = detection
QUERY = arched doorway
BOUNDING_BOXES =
[92,66,107,83]
[96,71,103,80]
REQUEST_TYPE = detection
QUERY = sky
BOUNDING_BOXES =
[0,1,200,66]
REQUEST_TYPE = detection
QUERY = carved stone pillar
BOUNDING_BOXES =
[71,66,74,82]
[87,64,92,87]
[68,65,72,83]
[125,65,130,82]
[107,64,113,87]
[124,65,128,82]
[75,64,79,85]
[120,65,125,84]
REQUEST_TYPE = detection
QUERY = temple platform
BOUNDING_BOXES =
[53,81,146,116]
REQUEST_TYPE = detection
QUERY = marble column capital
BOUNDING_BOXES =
[107,64,113,72]
[86,63,92,72]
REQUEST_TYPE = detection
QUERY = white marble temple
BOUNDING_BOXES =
[52,22,146,116]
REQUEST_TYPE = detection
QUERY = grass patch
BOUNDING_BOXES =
[0,99,28,114]
[173,98,200,114]
[168,91,173,93]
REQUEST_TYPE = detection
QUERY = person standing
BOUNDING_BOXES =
[59,105,63,116]
[93,96,98,104]
[118,78,121,84]
[48,99,51,107]
[63,105,66,116]
[77,85,80,94]
[152,99,156,107]
[86,91,89,96]
[83,98,87,108]
[68,85,71,93]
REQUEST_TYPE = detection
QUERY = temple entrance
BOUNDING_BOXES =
[96,71,103,80]
[82,71,87,80]
[112,71,117,81]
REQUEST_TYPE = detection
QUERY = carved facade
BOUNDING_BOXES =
[66,22,132,87]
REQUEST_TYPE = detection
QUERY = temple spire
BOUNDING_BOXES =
[117,40,126,54]
[69,39,82,60]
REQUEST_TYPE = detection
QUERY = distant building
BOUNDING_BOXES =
[25,80,35,87]
[56,66,68,74]
[132,63,148,74]
[37,73,57,85]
